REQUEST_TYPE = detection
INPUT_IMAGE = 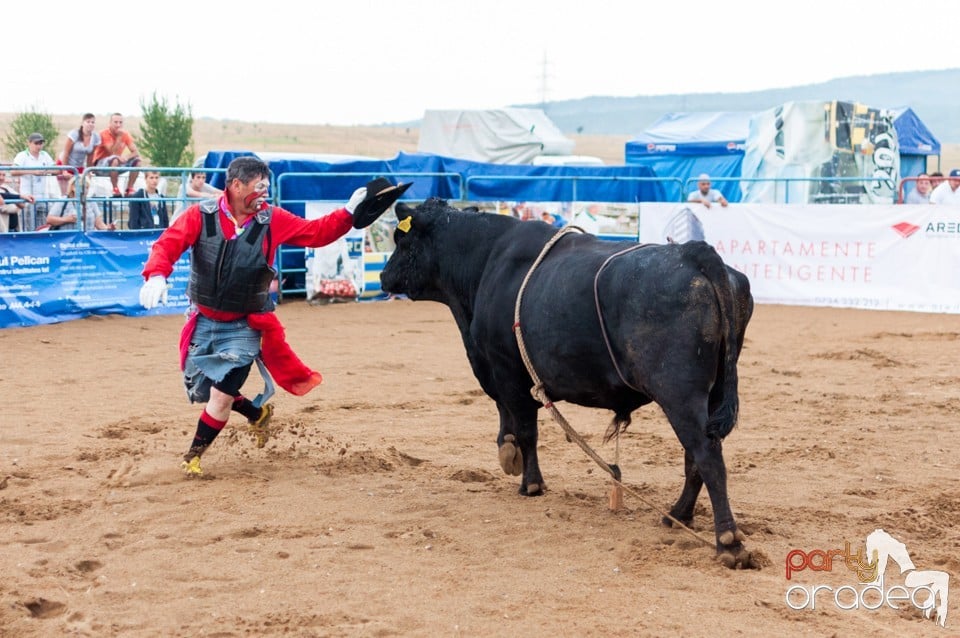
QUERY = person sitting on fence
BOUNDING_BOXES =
[128,171,169,229]
[687,173,728,208]
[92,113,142,197]
[57,113,101,195]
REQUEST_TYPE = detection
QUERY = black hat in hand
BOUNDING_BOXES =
[351,177,413,229]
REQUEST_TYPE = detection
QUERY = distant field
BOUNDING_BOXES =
[2,112,956,170]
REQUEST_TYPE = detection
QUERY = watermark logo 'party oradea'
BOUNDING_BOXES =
[785,528,949,627]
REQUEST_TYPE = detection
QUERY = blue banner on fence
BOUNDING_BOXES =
[0,231,190,329]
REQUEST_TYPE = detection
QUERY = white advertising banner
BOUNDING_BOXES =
[635,203,960,313]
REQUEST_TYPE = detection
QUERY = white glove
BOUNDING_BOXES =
[345,187,367,215]
[139,275,168,309]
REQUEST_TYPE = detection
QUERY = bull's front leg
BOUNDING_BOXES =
[495,403,544,496]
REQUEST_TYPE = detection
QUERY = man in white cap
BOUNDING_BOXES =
[687,173,728,209]
[929,169,960,205]
[11,132,55,231]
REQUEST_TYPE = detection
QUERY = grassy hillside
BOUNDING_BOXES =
[3,112,956,171]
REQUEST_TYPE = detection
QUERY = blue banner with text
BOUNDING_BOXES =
[0,231,190,329]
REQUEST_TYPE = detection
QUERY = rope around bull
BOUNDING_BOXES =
[510,226,715,550]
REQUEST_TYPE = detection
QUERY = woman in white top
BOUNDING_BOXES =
[58,113,101,195]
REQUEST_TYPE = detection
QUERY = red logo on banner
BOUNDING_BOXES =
[891,222,920,238]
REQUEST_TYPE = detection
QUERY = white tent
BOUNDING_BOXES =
[417,108,575,164]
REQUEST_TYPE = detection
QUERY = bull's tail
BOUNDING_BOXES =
[687,241,740,440]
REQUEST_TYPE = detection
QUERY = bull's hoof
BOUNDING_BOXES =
[718,529,746,546]
[498,435,523,476]
[520,482,544,496]
[717,547,759,570]
[661,513,693,529]
[716,529,759,570]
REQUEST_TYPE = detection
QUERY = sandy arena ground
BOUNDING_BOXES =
[1,299,958,636]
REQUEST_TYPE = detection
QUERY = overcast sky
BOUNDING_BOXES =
[5,0,955,126]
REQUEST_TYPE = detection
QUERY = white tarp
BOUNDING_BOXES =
[633,202,960,313]
[742,101,900,205]
[417,108,575,164]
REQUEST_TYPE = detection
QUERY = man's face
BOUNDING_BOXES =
[949,177,960,191]
[191,174,207,187]
[698,180,711,195]
[916,177,931,193]
[146,173,160,188]
[110,116,123,133]
[232,175,270,213]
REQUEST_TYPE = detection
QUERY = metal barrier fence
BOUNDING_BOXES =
[686,175,901,205]
[0,165,234,231]
[464,174,680,203]
[1,165,939,303]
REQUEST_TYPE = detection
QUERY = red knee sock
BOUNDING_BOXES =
[190,409,228,451]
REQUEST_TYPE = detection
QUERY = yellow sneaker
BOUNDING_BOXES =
[181,455,203,477]
[248,403,274,449]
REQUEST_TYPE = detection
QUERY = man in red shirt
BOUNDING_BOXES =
[139,156,407,475]
[93,112,143,197]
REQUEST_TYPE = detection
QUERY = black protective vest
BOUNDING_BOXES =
[187,200,276,313]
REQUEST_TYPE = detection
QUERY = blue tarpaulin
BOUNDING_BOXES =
[202,150,666,205]
[891,107,941,178]
[623,112,753,203]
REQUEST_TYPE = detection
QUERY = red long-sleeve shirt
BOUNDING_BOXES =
[143,196,353,321]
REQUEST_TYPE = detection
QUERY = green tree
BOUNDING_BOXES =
[136,93,194,167]
[3,109,59,163]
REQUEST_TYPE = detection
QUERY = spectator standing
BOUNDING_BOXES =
[92,113,143,197]
[0,171,34,233]
[57,113,101,195]
[905,174,932,204]
[687,173,728,208]
[12,133,55,231]
[928,169,960,205]
[128,171,169,229]
[46,175,115,231]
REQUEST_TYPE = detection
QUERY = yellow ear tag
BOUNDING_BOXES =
[397,216,412,233]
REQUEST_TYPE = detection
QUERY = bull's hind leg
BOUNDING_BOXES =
[662,448,702,528]
[662,402,753,568]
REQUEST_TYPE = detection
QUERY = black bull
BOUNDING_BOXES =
[380,199,755,565]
